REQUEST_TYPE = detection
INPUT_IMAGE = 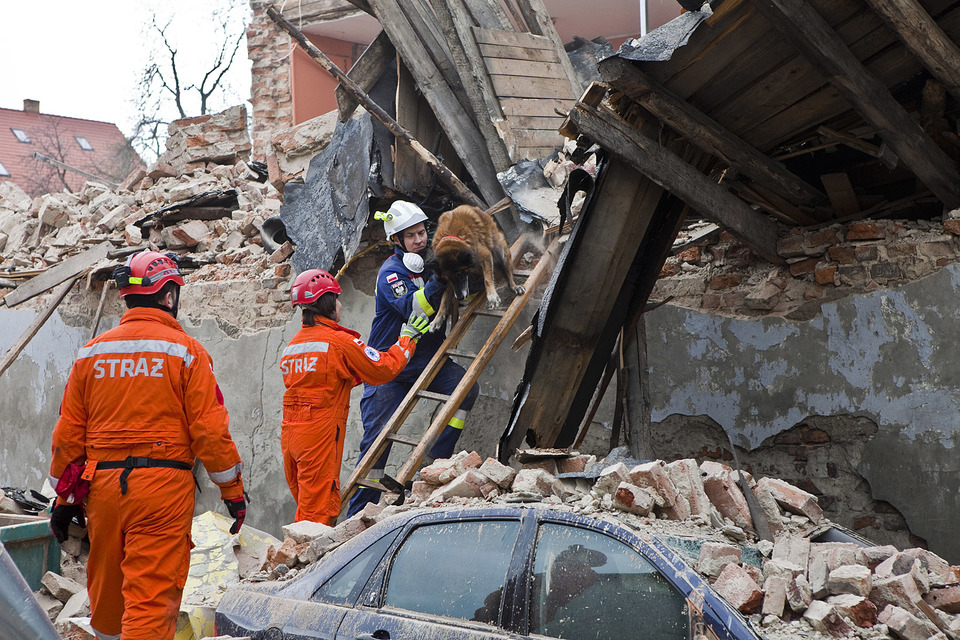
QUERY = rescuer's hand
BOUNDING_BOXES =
[399,312,430,342]
[49,504,85,543]
[224,495,247,534]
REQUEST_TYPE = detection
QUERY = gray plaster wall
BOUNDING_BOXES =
[645,264,960,561]
[0,274,533,538]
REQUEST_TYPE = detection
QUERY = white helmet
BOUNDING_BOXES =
[374,201,428,239]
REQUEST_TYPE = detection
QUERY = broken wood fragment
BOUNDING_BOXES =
[3,241,113,308]
[335,31,395,121]
[567,104,782,264]
[266,4,485,209]
[0,276,80,378]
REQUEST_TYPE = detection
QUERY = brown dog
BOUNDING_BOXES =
[430,205,525,331]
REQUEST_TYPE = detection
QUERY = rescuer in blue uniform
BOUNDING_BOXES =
[347,201,480,517]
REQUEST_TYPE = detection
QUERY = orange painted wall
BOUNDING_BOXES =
[291,35,367,125]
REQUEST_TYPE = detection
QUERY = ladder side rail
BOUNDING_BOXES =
[340,294,487,507]
[396,241,558,483]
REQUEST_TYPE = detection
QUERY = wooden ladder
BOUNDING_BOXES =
[340,247,555,509]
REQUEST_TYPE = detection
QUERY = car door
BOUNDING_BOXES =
[518,522,733,640]
[335,518,522,640]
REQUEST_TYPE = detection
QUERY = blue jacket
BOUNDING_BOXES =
[368,248,447,380]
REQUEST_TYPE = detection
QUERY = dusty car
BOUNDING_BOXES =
[215,505,764,640]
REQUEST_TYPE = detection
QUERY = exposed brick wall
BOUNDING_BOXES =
[247,2,294,162]
[655,217,960,321]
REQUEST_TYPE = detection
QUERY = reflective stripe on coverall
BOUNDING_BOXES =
[50,307,244,640]
[280,316,415,524]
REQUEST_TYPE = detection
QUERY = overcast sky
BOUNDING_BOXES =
[0,1,251,139]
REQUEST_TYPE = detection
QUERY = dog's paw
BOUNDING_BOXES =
[513,285,526,295]
[428,317,445,333]
[486,293,502,308]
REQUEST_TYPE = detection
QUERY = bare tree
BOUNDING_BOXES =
[131,2,249,161]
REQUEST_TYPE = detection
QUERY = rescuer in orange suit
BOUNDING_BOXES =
[48,250,247,640]
[280,269,428,524]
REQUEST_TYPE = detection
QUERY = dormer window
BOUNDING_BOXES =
[11,128,29,143]
[0,161,9,177]
[75,136,93,151]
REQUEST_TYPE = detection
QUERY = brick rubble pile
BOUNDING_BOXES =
[0,105,297,320]
[248,451,960,640]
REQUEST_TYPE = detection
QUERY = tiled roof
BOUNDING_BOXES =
[0,105,143,197]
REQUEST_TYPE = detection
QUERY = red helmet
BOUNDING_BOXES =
[290,269,341,306]
[114,251,185,297]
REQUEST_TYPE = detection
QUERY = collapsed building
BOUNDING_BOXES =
[6,0,960,637]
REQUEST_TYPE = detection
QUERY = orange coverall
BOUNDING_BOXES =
[50,307,244,640]
[280,316,415,524]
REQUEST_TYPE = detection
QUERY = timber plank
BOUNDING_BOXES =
[508,128,565,147]
[474,26,554,49]
[501,97,574,117]
[501,114,566,130]
[462,0,512,30]
[484,57,566,78]
[745,0,960,209]
[336,31,395,121]
[477,42,559,62]
[490,74,575,99]
[3,241,112,308]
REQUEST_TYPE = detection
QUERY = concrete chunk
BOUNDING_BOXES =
[282,520,334,545]
[479,457,517,489]
[41,571,83,603]
[612,482,656,515]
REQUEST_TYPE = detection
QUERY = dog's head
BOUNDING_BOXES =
[436,247,482,301]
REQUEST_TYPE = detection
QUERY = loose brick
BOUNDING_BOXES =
[41,571,84,603]
[856,545,898,571]
[772,534,810,572]
[846,221,886,240]
[828,564,872,597]
[756,477,823,523]
[429,469,489,501]
[282,520,333,544]
[878,604,940,640]
[788,257,819,276]
[762,575,788,617]
[700,461,753,531]
[786,574,813,613]
[827,593,877,627]
[665,458,714,517]
[512,468,563,498]
[269,240,294,263]
[479,457,517,489]
[592,463,630,496]
[557,454,595,474]
[925,584,960,614]
[613,482,656,515]
[628,460,682,510]
[697,540,741,578]
[803,600,854,638]
[870,573,924,616]
[714,563,763,614]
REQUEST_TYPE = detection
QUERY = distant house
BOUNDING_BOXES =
[0,99,143,198]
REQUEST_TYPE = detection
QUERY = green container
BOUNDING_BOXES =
[0,514,60,591]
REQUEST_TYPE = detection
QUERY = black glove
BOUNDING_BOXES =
[224,495,247,534]
[50,504,85,543]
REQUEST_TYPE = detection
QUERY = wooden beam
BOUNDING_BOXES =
[336,31,395,121]
[599,57,827,208]
[430,0,513,172]
[397,0,468,109]
[863,0,960,104]
[0,276,80,378]
[266,5,485,208]
[747,0,960,210]
[2,241,112,308]
[568,104,783,263]
[362,0,505,207]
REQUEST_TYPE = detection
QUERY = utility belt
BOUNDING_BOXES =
[97,457,193,495]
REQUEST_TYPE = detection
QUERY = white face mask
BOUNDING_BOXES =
[402,252,424,274]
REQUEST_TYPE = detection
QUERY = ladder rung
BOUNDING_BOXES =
[446,348,478,359]
[386,433,421,447]
[513,270,532,279]
[475,308,506,318]
[417,390,451,403]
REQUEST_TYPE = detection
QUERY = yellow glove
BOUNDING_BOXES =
[399,312,430,342]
